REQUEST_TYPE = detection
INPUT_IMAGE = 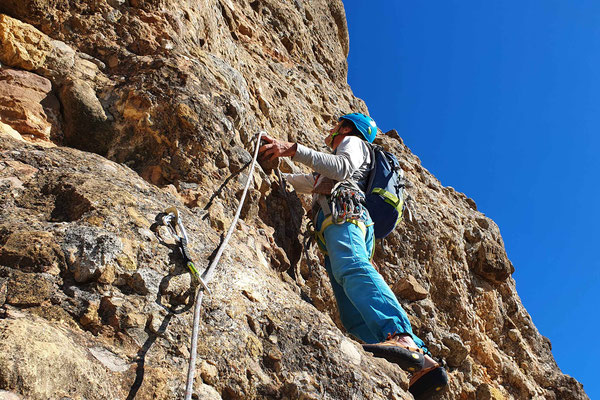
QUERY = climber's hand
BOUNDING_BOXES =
[259,135,297,161]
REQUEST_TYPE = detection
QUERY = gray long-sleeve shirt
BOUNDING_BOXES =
[282,135,371,215]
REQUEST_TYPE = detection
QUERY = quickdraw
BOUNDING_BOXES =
[150,207,210,293]
[330,181,366,224]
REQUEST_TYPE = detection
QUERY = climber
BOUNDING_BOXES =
[259,113,448,399]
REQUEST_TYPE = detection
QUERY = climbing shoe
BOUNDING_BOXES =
[409,363,448,399]
[362,333,425,372]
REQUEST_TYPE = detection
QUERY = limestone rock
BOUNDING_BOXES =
[0,390,22,400]
[0,278,7,307]
[159,272,194,307]
[3,159,38,182]
[340,337,362,366]
[2,268,54,307]
[59,78,112,155]
[477,383,506,400]
[88,346,129,373]
[228,145,252,173]
[201,360,219,385]
[0,318,123,399]
[466,239,515,283]
[0,69,61,142]
[63,227,123,283]
[0,230,63,274]
[79,301,101,331]
[0,120,23,141]
[393,274,429,301]
[0,14,105,85]
[508,328,520,342]
[128,267,162,296]
[442,333,469,368]
[0,14,52,70]
[196,383,222,400]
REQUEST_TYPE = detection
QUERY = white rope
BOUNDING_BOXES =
[184,131,265,399]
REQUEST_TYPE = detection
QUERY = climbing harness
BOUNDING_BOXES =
[308,182,372,258]
[297,181,373,260]
[314,214,370,255]
[181,130,266,400]
[150,207,209,293]
[300,215,371,277]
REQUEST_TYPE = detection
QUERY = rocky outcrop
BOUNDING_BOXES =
[0,69,60,142]
[0,1,588,399]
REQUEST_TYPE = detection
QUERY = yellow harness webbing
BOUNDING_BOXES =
[315,215,374,259]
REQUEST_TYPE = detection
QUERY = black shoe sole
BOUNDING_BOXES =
[409,366,448,399]
[362,343,425,372]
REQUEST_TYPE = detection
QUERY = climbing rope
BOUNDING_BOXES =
[183,131,265,400]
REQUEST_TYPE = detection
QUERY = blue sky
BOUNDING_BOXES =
[343,1,599,397]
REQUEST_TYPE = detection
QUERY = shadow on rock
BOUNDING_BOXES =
[202,158,250,215]
[127,225,199,400]
[259,181,304,275]
[126,311,174,400]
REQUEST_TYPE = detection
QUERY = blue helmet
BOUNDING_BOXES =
[339,113,377,143]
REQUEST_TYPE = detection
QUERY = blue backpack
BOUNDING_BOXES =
[364,144,408,239]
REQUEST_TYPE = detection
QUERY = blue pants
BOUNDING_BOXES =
[316,210,427,351]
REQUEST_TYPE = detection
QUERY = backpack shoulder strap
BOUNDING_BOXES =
[365,142,377,193]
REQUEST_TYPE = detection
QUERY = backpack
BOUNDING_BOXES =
[364,144,408,239]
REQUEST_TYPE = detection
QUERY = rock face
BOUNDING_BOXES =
[0,69,61,142]
[0,1,588,400]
